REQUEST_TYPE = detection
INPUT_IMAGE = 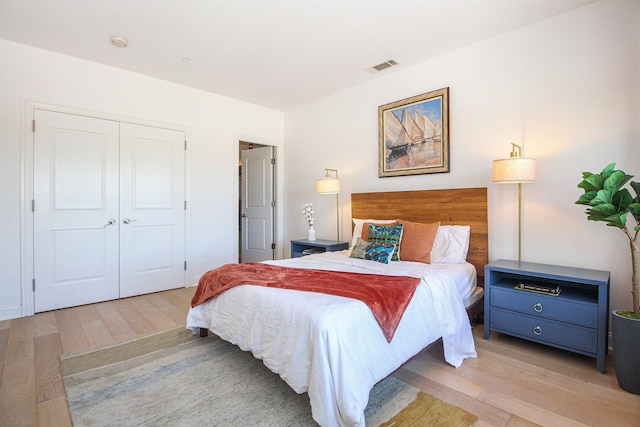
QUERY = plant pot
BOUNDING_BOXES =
[612,310,640,394]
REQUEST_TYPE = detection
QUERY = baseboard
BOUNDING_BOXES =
[0,305,22,321]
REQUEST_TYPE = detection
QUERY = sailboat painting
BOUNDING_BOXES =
[378,87,449,177]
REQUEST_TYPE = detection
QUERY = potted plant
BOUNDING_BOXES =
[576,162,640,393]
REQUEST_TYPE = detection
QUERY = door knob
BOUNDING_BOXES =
[241,213,246,217]
[122,218,137,224]
[104,219,116,228]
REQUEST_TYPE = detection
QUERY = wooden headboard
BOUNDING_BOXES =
[351,187,488,285]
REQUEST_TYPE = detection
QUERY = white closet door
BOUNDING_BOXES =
[119,123,186,297]
[33,110,120,312]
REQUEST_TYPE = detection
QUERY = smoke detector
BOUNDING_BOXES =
[110,35,129,48]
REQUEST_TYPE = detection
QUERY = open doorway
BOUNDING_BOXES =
[239,141,275,263]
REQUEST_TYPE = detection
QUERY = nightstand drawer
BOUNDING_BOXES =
[491,287,597,328]
[491,308,598,354]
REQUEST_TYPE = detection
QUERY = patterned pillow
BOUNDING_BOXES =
[367,224,404,261]
[361,220,397,242]
[350,218,396,248]
[349,237,370,259]
[363,242,395,264]
[349,238,395,264]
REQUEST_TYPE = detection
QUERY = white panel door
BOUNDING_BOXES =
[33,110,120,312]
[119,123,186,297]
[241,146,274,262]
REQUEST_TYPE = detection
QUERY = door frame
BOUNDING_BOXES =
[233,134,284,262]
[20,101,191,317]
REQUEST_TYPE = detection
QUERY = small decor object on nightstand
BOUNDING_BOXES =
[514,282,561,296]
[302,203,316,241]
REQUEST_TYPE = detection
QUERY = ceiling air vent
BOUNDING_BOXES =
[370,59,398,72]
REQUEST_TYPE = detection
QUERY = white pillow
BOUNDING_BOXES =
[431,225,471,264]
[351,218,396,248]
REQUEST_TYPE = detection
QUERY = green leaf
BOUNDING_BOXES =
[604,170,633,193]
[578,180,597,192]
[631,181,640,200]
[576,191,597,205]
[579,174,603,192]
[601,162,616,180]
[603,212,628,228]
[630,202,640,223]
[581,171,594,179]
[590,189,612,206]
[590,204,618,217]
[612,189,633,211]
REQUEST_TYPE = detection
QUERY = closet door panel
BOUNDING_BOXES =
[119,123,186,297]
[33,110,120,312]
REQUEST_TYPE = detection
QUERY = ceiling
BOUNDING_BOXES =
[0,0,596,111]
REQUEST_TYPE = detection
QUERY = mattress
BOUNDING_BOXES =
[187,251,478,426]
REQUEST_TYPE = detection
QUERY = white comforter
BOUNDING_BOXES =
[186,251,477,427]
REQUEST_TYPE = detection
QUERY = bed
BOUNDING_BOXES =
[186,187,488,427]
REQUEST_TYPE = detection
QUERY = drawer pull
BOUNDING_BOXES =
[533,302,543,313]
[533,325,543,335]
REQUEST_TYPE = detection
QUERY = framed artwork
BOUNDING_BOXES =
[378,87,449,177]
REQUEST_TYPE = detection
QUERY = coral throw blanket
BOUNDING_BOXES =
[191,263,421,342]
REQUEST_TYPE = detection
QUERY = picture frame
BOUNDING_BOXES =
[378,87,449,177]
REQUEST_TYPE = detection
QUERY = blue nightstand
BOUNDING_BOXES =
[291,239,349,258]
[484,259,610,373]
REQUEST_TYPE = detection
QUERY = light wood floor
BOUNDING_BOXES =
[1,287,638,426]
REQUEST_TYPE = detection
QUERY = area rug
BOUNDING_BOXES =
[61,327,476,426]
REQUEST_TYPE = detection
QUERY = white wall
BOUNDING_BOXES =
[284,0,640,314]
[0,40,284,319]
[2,0,638,321]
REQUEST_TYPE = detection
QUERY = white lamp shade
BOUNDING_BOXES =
[316,178,340,194]
[493,158,536,183]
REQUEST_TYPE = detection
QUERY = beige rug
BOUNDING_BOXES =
[61,327,476,426]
